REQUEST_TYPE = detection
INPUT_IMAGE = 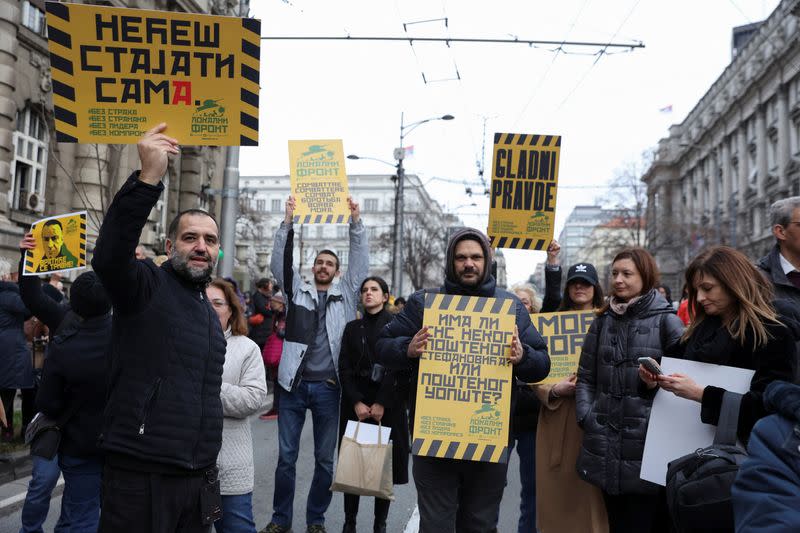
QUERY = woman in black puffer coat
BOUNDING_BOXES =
[575,248,684,533]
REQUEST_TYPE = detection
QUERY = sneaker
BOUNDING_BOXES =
[260,523,290,533]
[307,525,327,533]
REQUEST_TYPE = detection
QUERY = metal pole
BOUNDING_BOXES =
[218,146,239,277]
[392,112,405,297]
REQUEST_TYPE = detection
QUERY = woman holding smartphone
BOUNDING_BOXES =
[534,262,608,533]
[575,248,684,533]
[642,246,797,444]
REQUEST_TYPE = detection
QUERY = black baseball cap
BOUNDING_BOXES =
[566,263,599,286]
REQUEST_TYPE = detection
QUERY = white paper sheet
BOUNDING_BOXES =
[639,357,754,486]
[344,420,392,445]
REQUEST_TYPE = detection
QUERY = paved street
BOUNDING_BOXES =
[0,414,524,533]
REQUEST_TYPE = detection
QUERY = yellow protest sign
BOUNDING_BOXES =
[45,2,261,146]
[488,133,561,250]
[289,140,350,224]
[532,310,594,385]
[412,293,516,464]
[24,212,87,276]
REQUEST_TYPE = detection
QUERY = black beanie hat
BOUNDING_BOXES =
[70,271,111,319]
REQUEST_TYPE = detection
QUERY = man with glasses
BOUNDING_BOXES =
[758,197,800,305]
[92,124,226,533]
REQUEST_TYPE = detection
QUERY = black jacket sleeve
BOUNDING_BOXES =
[91,174,164,315]
[575,314,602,428]
[377,290,424,370]
[35,355,65,419]
[17,252,67,331]
[338,321,364,406]
[701,323,797,443]
[540,266,562,313]
[513,297,551,383]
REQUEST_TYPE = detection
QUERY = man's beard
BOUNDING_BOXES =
[314,271,333,285]
[457,267,482,287]
[170,250,215,283]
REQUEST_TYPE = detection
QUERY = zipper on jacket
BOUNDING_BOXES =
[139,377,162,435]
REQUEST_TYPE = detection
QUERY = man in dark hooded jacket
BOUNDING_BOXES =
[377,228,550,532]
[757,197,800,306]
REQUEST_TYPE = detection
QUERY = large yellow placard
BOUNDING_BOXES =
[413,293,516,464]
[289,140,350,224]
[488,133,561,250]
[23,211,87,276]
[45,2,260,146]
[532,310,594,385]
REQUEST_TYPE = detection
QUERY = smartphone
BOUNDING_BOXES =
[637,357,663,376]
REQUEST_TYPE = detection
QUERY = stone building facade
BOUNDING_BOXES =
[644,0,800,290]
[0,0,241,270]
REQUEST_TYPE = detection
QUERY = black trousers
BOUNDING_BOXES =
[99,464,216,533]
[0,388,36,437]
[343,493,390,525]
[413,455,507,533]
[603,490,671,533]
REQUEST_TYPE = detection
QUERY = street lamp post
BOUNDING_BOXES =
[392,112,453,297]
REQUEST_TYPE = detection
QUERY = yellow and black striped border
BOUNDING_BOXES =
[23,213,87,274]
[239,17,261,146]
[488,132,561,251]
[412,438,509,464]
[424,292,515,316]
[46,2,79,143]
[292,214,347,225]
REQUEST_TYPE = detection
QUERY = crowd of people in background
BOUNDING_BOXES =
[1,125,800,533]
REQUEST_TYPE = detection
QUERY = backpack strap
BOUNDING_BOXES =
[713,391,744,446]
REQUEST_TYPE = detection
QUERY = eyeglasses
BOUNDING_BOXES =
[210,299,229,309]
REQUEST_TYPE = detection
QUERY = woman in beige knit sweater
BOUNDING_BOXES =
[534,263,608,533]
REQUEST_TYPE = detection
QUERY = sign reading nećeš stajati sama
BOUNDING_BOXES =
[44,2,261,146]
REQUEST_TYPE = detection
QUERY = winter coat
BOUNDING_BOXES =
[575,289,685,495]
[92,174,227,473]
[218,330,268,495]
[674,308,797,444]
[757,244,800,307]
[377,275,551,446]
[534,386,608,533]
[732,380,800,532]
[270,221,368,391]
[248,290,273,348]
[338,308,410,484]
[0,281,33,389]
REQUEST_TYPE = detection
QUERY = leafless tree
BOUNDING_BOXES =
[376,210,446,291]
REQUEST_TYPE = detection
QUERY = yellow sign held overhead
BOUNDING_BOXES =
[532,310,594,385]
[413,293,516,464]
[289,140,350,224]
[24,211,88,276]
[488,133,561,250]
[45,2,261,146]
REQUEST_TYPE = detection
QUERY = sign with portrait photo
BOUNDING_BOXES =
[24,211,87,276]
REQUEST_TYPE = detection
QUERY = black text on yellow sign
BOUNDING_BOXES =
[45,2,261,146]
[532,310,594,385]
[488,133,561,250]
[412,293,516,464]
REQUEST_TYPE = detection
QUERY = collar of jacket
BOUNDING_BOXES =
[608,288,672,318]
[298,279,345,301]
[442,274,497,297]
[160,259,211,293]
[760,243,798,289]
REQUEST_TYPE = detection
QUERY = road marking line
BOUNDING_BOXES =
[403,505,420,533]
[0,476,64,510]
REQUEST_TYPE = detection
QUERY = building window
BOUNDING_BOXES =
[336,226,347,239]
[271,198,281,212]
[767,132,777,172]
[21,1,46,36]
[339,250,349,266]
[316,226,324,239]
[10,107,48,213]
[364,198,379,212]
[256,199,266,212]
[368,227,378,240]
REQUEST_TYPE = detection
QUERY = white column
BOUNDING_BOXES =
[756,105,768,198]
[777,85,790,189]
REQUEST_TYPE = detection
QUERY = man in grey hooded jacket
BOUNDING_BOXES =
[377,228,550,532]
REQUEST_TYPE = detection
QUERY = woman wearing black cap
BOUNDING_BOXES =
[533,261,609,532]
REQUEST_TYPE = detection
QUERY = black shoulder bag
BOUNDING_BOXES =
[665,391,748,532]
[24,401,81,460]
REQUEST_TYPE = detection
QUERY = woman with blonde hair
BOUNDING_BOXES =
[643,246,797,444]
[512,283,541,314]
[206,278,269,533]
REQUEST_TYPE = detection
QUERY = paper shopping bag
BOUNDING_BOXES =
[331,421,394,500]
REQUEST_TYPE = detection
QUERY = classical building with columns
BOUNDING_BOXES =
[644,0,800,290]
[0,0,242,270]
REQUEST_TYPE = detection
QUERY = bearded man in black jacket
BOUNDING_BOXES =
[92,123,227,533]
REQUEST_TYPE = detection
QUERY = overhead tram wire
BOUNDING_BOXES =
[259,35,644,50]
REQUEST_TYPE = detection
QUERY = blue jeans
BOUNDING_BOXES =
[20,454,68,533]
[271,380,340,528]
[511,430,537,533]
[215,493,256,533]
[58,454,103,533]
